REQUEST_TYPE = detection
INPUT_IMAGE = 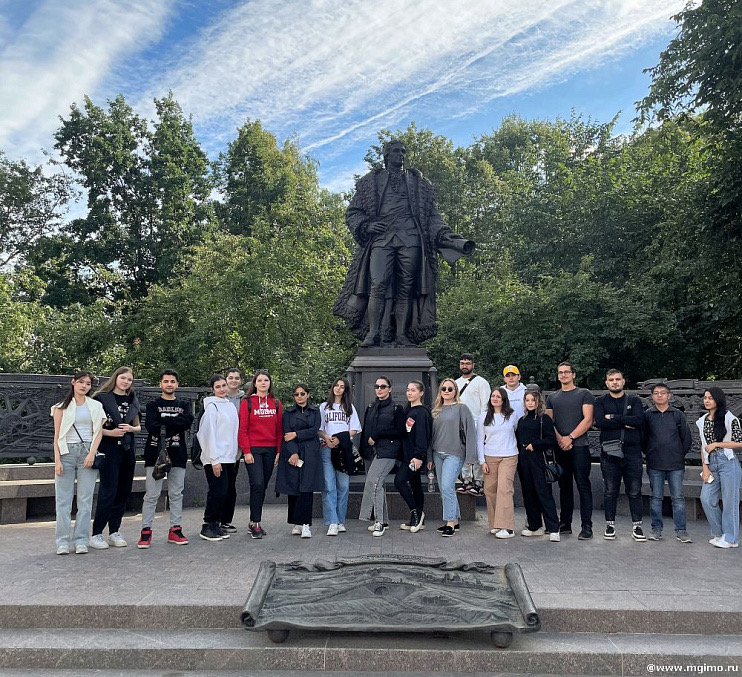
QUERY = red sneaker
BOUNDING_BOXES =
[137,528,152,549]
[168,526,189,545]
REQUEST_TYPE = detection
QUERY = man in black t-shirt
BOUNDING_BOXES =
[546,361,595,539]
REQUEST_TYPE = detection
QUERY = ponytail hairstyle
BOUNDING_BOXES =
[58,371,95,409]
[484,387,514,426]
[405,380,425,411]
[326,377,353,418]
[706,387,729,442]
[94,367,134,397]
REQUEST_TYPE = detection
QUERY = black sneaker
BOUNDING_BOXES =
[256,524,267,536]
[632,525,647,542]
[467,484,481,496]
[249,523,263,539]
[559,524,572,535]
[199,523,223,542]
[440,525,456,537]
[578,527,593,540]
[456,482,470,495]
[437,523,460,533]
[218,525,231,539]
[603,524,616,540]
[221,523,237,533]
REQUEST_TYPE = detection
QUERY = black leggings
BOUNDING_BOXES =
[394,461,425,514]
[203,463,228,524]
[246,446,276,522]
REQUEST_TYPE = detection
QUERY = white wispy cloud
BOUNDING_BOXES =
[0,0,174,161]
[151,0,684,160]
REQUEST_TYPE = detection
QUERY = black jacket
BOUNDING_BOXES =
[401,405,432,464]
[593,393,644,448]
[275,404,324,495]
[643,406,692,471]
[143,397,194,468]
[516,411,557,454]
[361,397,405,460]
[96,391,141,455]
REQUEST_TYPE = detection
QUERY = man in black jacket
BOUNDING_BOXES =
[594,369,646,542]
[642,383,692,543]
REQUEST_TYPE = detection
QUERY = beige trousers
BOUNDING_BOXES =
[483,455,519,530]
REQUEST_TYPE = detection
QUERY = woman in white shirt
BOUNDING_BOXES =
[318,377,361,536]
[197,374,240,543]
[51,371,107,555]
[477,387,520,539]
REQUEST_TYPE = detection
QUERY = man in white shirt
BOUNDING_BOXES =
[455,353,491,496]
[503,365,527,420]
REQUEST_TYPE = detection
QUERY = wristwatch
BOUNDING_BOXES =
[568,434,575,441]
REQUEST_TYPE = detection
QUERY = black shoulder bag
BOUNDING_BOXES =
[72,424,106,470]
[601,397,628,459]
[152,425,172,481]
[540,416,562,484]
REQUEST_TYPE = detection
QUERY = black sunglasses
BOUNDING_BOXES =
[440,386,455,393]
[293,392,308,397]
[374,384,389,390]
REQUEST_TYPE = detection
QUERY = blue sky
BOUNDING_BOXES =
[0,0,685,192]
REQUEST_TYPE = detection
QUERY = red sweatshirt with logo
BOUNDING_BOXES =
[238,395,283,456]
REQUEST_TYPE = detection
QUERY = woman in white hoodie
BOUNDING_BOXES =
[51,371,107,555]
[697,387,742,549]
[197,374,240,542]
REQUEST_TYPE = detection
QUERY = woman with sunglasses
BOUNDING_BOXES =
[275,384,323,538]
[238,370,283,539]
[697,387,742,548]
[395,381,432,533]
[430,378,477,536]
[359,376,405,536]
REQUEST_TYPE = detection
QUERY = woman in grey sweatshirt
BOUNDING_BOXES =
[430,378,477,536]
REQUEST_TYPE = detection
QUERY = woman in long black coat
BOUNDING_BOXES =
[275,384,324,538]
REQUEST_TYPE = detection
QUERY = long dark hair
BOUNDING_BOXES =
[58,371,95,409]
[706,387,729,442]
[326,377,353,418]
[94,366,133,396]
[484,387,514,426]
[247,369,274,398]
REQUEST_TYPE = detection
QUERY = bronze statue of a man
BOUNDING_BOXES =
[333,140,474,347]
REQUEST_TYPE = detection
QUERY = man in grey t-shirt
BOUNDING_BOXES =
[546,361,595,540]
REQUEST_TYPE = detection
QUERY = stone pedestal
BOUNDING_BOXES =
[346,347,438,411]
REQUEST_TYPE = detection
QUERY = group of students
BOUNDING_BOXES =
[51,361,742,554]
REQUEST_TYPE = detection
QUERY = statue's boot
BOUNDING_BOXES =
[360,297,382,347]
[393,300,414,347]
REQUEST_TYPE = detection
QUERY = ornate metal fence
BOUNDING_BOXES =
[2,374,741,462]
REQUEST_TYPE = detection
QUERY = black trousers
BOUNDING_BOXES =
[93,447,136,535]
[600,447,644,522]
[204,464,228,524]
[517,450,559,533]
[369,243,420,299]
[394,462,425,514]
[555,444,593,529]
[246,446,276,522]
[220,462,238,524]
[287,492,313,525]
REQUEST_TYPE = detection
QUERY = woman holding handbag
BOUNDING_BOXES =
[697,387,742,548]
[319,377,361,536]
[430,378,477,537]
[516,389,560,542]
[275,384,324,538]
[90,367,142,550]
[51,371,107,555]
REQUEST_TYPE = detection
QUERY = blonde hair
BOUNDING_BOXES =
[432,378,461,418]
[94,366,133,396]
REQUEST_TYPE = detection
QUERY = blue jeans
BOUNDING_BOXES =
[700,453,742,544]
[433,451,464,522]
[648,468,686,532]
[55,443,98,548]
[321,446,349,525]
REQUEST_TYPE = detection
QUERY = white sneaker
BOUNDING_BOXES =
[337,524,347,533]
[549,532,561,542]
[372,522,387,537]
[301,525,312,539]
[490,528,498,535]
[409,512,425,533]
[327,523,339,536]
[89,534,109,550]
[709,536,721,546]
[56,545,69,555]
[520,527,545,537]
[367,524,377,532]
[495,529,515,539]
[713,537,739,549]
[75,543,88,554]
[291,525,302,536]
[108,532,127,547]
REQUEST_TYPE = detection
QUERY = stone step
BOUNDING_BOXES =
[0,628,738,674]
[0,461,149,482]
[0,604,738,636]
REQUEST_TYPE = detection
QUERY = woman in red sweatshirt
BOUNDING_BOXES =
[239,369,283,538]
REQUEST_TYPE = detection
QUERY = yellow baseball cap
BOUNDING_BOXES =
[503,365,520,376]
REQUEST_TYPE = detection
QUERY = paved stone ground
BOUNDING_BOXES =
[0,504,738,613]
